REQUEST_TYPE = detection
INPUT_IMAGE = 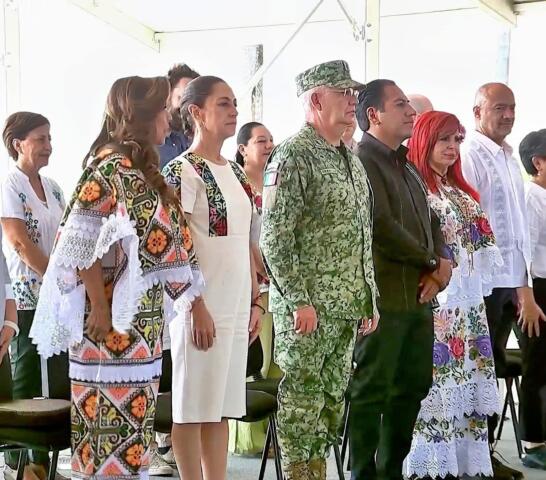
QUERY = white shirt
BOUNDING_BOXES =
[525,182,546,280]
[461,131,531,289]
[0,165,65,310]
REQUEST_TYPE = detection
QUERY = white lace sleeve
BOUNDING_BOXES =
[445,243,503,298]
[30,209,142,358]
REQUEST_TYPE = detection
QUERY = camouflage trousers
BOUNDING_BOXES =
[273,314,357,467]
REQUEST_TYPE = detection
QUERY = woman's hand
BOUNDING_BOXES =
[85,301,112,343]
[249,305,262,345]
[0,325,16,359]
[191,298,216,351]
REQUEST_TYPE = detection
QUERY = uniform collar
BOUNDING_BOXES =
[300,122,350,154]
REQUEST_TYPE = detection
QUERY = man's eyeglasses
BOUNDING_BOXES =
[330,88,359,98]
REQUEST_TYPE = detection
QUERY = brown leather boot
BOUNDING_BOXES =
[284,461,311,480]
[308,458,326,480]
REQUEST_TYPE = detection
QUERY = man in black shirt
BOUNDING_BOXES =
[349,79,452,480]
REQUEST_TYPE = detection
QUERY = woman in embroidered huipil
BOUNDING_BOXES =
[1,112,66,480]
[29,77,205,480]
[405,111,501,479]
[163,76,262,480]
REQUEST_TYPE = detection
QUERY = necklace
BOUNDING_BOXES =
[431,166,449,185]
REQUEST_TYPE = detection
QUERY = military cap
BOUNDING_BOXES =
[295,60,365,97]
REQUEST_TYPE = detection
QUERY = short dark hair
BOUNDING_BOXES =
[180,76,226,137]
[167,63,200,89]
[356,79,396,131]
[235,122,264,166]
[519,129,546,176]
[2,112,50,160]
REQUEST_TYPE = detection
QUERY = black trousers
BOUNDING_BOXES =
[349,306,434,480]
[483,288,518,443]
[519,278,546,442]
[158,348,172,393]
[0,350,11,399]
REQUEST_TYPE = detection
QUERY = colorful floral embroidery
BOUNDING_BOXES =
[104,331,132,354]
[83,393,97,420]
[130,394,147,419]
[52,189,63,205]
[19,192,41,244]
[181,224,193,251]
[125,443,144,468]
[185,153,253,237]
[429,185,496,270]
[407,184,500,479]
[146,228,168,255]
[12,276,41,310]
[78,180,102,204]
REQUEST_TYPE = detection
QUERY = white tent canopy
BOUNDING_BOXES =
[1,0,546,192]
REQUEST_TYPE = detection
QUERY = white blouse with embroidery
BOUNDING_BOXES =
[0,165,65,310]
[461,131,532,289]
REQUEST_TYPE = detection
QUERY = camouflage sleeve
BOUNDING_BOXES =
[260,149,312,311]
[361,174,380,318]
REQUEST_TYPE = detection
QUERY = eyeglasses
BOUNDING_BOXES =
[330,88,359,98]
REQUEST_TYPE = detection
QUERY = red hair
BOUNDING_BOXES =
[407,111,479,202]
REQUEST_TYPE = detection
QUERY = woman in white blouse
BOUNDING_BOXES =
[519,129,546,468]
[1,112,65,480]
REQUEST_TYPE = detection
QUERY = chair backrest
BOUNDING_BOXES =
[0,353,12,401]
[246,339,264,380]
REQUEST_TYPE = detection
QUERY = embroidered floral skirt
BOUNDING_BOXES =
[405,292,500,479]
[69,286,164,480]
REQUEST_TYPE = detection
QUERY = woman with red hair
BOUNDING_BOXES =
[405,111,502,479]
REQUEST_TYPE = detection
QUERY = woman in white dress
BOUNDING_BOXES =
[405,111,501,479]
[163,76,262,480]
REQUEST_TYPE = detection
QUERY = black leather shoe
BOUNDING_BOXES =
[491,454,525,480]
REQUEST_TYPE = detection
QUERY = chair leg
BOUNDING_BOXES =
[341,400,350,469]
[270,415,284,480]
[496,378,511,442]
[333,442,344,480]
[259,421,273,480]
[514,376,522,401]
[507,385,523,458]
[48,451,59,480]
[16,450,28,480]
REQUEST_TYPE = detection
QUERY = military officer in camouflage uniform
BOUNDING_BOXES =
[260,60,379,480]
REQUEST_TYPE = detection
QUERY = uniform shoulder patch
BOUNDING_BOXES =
[264,160,283,187]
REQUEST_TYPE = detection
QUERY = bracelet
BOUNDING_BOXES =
[251,303,266,314]
[3,320,19,337]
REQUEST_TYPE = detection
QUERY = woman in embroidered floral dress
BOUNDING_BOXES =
[163,76,262,480]
[405,111,501,479]
[29,76,204,480]
[1,112,66,480]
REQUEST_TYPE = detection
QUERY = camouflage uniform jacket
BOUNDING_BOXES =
[260,123,379,321]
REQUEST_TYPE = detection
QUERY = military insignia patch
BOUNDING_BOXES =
[264,161,281,187]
